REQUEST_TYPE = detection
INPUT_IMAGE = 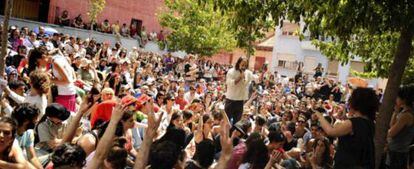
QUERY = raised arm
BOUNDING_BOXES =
[244,92,258,108]
[62,97,93,143]
[213,120,233,169]
[134,106,163,169]
[194,115,204,143]
[88,104,127,169]
[315,110,352,137]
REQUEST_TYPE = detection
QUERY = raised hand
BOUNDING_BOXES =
[78,96,94,114]
[146,111,163,137]
[269,150,283,166]
[111,103,128,122]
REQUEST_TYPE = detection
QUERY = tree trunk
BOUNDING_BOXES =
[374,27,414,168]
[89,20,94,39]
[1,0,13,76]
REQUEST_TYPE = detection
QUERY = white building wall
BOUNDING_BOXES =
[271,26,329,80]
[271,24,382,87]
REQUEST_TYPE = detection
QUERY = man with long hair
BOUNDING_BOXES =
[225,57,258,125]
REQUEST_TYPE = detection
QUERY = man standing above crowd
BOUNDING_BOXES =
[225,57,258,125]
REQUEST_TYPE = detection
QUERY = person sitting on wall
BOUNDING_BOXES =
[101,19,112,34]
[72,14,85,29]
[57,10,70,26]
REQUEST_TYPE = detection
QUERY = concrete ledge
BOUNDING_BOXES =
[0,15,139,50]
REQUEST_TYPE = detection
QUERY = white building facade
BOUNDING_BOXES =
[270,21,382,87]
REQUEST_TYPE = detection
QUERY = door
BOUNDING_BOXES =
[38,0,50,22]
[131,19,143,35]
[8,0,41,21]
[254,57,266,71]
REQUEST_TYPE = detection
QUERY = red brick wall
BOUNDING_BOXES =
[48,0,164,32]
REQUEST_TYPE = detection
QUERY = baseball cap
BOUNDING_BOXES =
[136,94,159,112]
[121,95,137,107]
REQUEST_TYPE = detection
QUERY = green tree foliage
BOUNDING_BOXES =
[314,30,414,84]
[158,0,236,57]
[87,0,106,24]
[210,0,279,57]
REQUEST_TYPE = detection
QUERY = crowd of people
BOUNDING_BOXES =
[0,23,413,169]
[55,10,166,47]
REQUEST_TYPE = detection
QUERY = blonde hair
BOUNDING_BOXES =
[101,87,115,95]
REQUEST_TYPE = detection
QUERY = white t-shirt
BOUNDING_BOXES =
[8,91,47,116]
[225,68,258,101]
[52,54,77,95]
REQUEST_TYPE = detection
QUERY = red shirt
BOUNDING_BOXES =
[175,97,188,110]
[90,100,117,128]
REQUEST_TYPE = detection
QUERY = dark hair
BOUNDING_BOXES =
[0,117,18,162]
[255,115,267,126]
[149,141,180,169]
[235,56,247,71]
[212,111,223,121]
[170,112,182,126]
[52,143,86,168]
[398,85,414,108]
[0,117,17,138]
[110,62,120,72]
[163,92,175,104]
[182,110,193,121]
[193,139,215,168]
[202,114,212,124]
[286,121,296,134]
[93,121,124,138]
[106,138,128,169]
[11,104,40,127]
[348,87,379,120]
[268,131,285,143]
[45,104,71,121]
[241,139,269,169]
[158,126,186,151]
[313,137,333,168]
[27,46,48,75]
[8,80,26,90]
[245,132,263,146]
[121,110,135,122]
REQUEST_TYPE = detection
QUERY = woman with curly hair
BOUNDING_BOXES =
[314,87,379,169]
[2,70,50,116]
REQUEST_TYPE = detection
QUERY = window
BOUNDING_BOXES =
[278,60,286,67]
[277,60,298,70]
[277,53,297,70]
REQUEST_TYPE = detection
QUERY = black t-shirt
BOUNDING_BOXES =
[334,117,375,169]
[185,161,203,169]
[284,138,298,151]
